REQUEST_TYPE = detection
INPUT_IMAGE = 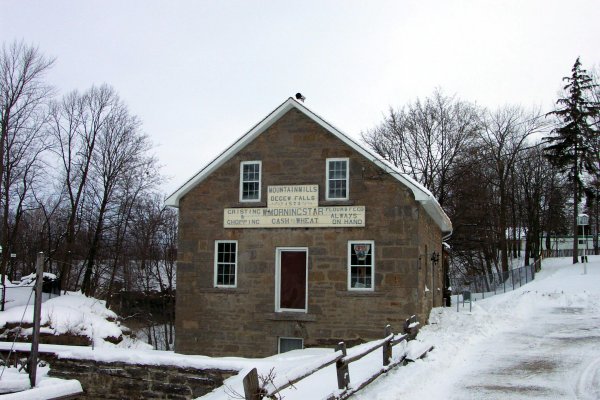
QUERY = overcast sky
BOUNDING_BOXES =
[3,0,599,194]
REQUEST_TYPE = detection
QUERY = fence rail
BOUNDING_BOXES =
[243,315,431,400]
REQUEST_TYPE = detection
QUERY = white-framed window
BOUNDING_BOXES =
[240,161,261,202]
[278,337,304,354]
[348,240,374,291]
[214,240,237,287]
[326,158,349,200]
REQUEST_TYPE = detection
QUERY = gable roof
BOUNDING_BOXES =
[165,97,452,235]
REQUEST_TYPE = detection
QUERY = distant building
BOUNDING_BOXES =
[541,235,596,252]
[166,98,452,357]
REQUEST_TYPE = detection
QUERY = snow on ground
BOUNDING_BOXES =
[201,256,600,400]
[0,290,151,397]
[0,364,82,399]
[355,256,600,400]
[1,275,57,309]
[0,291,152,349]
[1,256,598,399]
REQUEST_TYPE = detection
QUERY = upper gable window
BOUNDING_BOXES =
[326,158,349,200]
[240,161,261,202]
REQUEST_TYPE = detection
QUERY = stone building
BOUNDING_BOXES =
[166,98,452,357]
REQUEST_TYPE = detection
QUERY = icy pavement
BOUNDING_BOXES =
[355,256,600,400]
[447,297,600,399]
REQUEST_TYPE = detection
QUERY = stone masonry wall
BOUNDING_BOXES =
[0,349,237,399]
[417,207,444,320]
[175,108,443,357]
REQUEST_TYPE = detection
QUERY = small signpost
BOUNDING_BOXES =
[578,214,589,275]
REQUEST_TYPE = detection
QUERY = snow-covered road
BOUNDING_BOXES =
[445,287,600,398]
[355,256,600,400]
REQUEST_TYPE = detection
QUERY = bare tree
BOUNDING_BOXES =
[362,90,480,207]
[446,144,501,281]
[0,41,54,284]
[103,155,161,302]
[477,106,547,273]
[49,85,122,290]
[80,89,157,296]
[515,145,562,264]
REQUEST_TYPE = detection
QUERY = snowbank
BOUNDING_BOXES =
[0,291,151,349]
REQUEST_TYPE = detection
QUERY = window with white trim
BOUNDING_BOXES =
[348,241,374,290]
[326,158,349,200]
[240,161,261,202]
[214,240,237,287]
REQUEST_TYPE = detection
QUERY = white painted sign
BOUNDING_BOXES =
[224,206,365,228]
[267,185,318,208]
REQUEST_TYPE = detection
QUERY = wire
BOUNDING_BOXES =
[0,284,36,380]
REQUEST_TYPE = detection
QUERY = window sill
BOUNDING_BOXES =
[199,288,250,294]
[321,200,354,206]
[233,201,267,208]
[265,313,317,322]
[335,290,386,297]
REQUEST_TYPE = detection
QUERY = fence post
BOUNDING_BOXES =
[243,368,262,400]
[512,269,515,290]
[29,252,44,388]
[482,275,485,299]
[519,266,522,287]
[456,293,459,312]
[335,342,350,390]
[383,325,392,366]
[494,273,497,295]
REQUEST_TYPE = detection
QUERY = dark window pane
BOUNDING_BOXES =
[216,242,236,286]
[349,243,373,289]
[279,338,303,353]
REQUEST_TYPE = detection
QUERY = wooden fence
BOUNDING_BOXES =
[242,315,433,400]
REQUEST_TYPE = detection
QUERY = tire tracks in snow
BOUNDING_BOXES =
[576,356,600,400]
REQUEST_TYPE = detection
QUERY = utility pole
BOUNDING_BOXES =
[29,252,44,388]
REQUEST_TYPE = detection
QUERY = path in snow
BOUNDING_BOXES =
[448,294,600,399]
[355,257,600,400]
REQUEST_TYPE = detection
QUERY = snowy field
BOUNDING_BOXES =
[1,256,598,399]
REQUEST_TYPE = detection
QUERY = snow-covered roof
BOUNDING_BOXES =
[165,97,452,234]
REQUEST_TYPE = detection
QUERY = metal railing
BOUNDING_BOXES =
[450,258,540,310]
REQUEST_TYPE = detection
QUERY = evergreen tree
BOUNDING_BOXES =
[544,57,600,264]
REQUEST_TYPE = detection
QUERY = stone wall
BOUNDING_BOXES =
[417,206,444,319]
[0,349,236,399]
[47,357,235,399]
[176,108,443,357]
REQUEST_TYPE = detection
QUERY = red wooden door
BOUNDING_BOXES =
[279,250,307,311]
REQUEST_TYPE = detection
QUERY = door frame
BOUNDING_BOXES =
[275,247,308,313]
